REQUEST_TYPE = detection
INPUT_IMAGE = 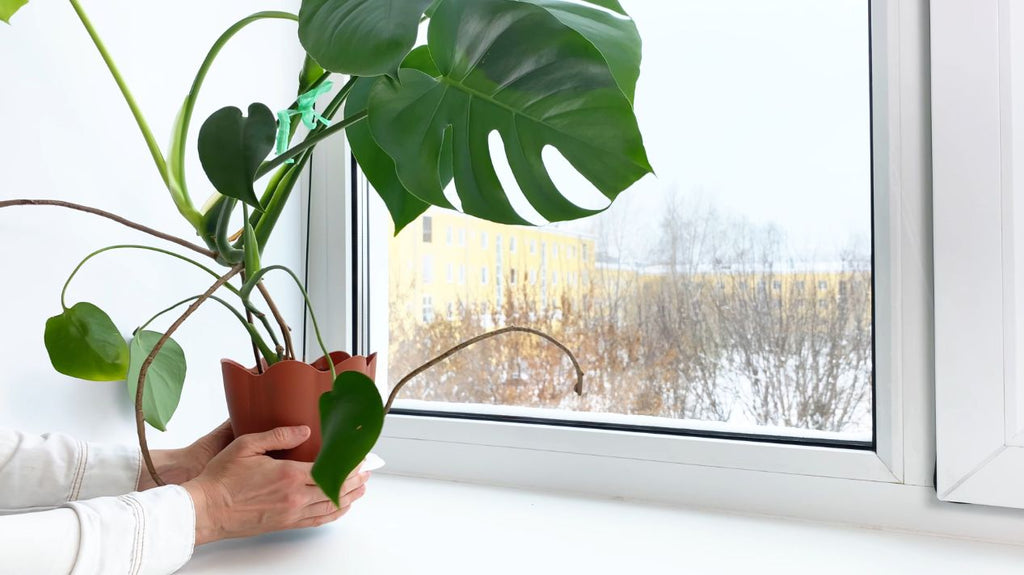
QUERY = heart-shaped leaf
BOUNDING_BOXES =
[312,370,385,505]
[367,0,651,225]
[519,0,641,103]
[0,0,28,24]
[126,331,187,432]
[298,0,434,76]
[44,302,129,381]
[198,103,276,210]
[346,49,446,234]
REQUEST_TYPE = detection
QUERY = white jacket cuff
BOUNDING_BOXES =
[65,485,195,575]
[76,441,141,501]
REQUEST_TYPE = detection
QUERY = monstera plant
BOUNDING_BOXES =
[0,0,649,504]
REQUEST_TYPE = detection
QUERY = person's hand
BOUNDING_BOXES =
[182,425,370,545]
[137,421,235,490]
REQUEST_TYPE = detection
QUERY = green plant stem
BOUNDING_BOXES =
[255,109,367,179]
[174,11,299,210]
[137,265,243,486]
[240,265,334,379]
[137,294,278,363]
[60,244,241,310]
[68,0,169,187]
[0,199,216,259]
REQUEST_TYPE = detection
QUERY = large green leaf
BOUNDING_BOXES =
[0,0,27,24]
[44,302,129,381]
[367,0,651,225]
[198,103,276,210]
[312,371,384,505]
[298,0,433,76]
[346,51,440,234]
[519,0,641,103]
[126,331,187,432]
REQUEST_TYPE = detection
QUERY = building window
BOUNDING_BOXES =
[422,216,432,243]
[510,237,517,253]
[529,269,536,285]
[510,269,517,285]
[458,265,465,284]
[421,255,433,284]
[481,231,487,249]
[481,267,488,284]
[818,280,828,290]
[445,225,453,245]
[530,240,536,254]
[458,228,465,246]
[421,295,433,323]
[446,263,453,283]
[552,271,559,285]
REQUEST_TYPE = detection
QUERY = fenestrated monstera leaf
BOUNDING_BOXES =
[367,0,651,225]
[126,331,187,432]
[312,371,385,505]
[519,0,641,103]
[44,302,129,381]
[0,0,28,24]
[197,103,277,210]
[298,0,434,76]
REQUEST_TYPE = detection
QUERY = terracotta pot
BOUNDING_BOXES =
[221,351,377,462]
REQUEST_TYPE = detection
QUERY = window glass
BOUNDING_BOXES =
[383,0,873,442]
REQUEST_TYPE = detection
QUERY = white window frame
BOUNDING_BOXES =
[933,0,1024,509]
[306,0,1024,542]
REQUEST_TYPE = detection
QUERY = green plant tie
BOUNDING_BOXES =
[275,81,334,163]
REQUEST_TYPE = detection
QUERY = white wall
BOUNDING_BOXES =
[0,1,307,450]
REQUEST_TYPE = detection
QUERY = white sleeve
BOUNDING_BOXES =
[0,429,140,511]
[0,485,196,575]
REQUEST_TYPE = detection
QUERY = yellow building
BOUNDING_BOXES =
[388,208,597,323]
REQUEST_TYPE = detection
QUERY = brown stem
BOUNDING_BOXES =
[384,326,585,413]
[0,199,217,260]
[136,264,243,486]
[245,308,264,375]
[257,281,294,360]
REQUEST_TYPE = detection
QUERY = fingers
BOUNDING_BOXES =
[234,426,310,456]
[294,504,352,529]
[300,474,369,519]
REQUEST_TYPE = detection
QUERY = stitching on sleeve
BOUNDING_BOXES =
[123,494,145,575]
[65,438,85,502]
[70,442,89,501]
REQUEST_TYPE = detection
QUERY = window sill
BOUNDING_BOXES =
[186,474,1024,574]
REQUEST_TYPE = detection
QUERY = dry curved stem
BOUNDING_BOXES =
[0,199,217,260]
[136,264,243,486]
[257,281,294,360]
[384,326,585,413]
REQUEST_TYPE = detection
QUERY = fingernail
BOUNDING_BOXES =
[296,425,311,437]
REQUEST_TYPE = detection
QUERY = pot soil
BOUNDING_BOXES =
[221,351,377,462]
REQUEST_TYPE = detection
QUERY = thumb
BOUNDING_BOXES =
[236,425,311,456]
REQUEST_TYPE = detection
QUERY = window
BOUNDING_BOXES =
[458,228,465,246]
[445,225,453,245]
[446,263,453,284]
[422,216,432,243]
[530,240,536,254]
[458,265,466,284]
[335,0,969,534]
[421,255,433,284]
[380,0,873,444]
[529,269,536,285]
[421,295,433,323]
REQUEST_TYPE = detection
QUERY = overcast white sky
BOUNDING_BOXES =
[538,0,872,263]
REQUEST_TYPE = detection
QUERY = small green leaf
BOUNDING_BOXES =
[346,76,429,234]
[0,0,28,24]
[312,371,385,505]
[298,0,433,76]
[44,302,129,381]
[126,331,187,432]
[198,103,277,210]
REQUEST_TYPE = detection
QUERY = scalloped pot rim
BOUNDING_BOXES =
[221,351,378,380]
